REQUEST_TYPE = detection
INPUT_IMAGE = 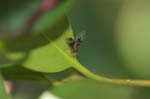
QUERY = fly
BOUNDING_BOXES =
[67,31,85,57]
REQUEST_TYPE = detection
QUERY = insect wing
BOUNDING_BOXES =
[75,31,86,41]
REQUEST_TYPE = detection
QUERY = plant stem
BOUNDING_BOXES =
[73,63,150,87]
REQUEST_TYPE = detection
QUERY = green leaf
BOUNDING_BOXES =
[1,17,81,73]
[12,80,50,99]
[0,73,10,99]
[51,79,132,99]
[22,21,80,72]
[0,0,41,38]
[0,40,31,68]
[0,0,74,69]
[0,0,74,38]
[1,65,75,81]
[1,18,71,69]
[132,87,150,99]
[1,66,45,80]
[32,0,74,34]
[0,53,14,69]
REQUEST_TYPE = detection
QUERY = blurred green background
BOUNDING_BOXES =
[1,0,150,99]
[69,0,150,79]
[69,0,128,78]
[68,0,150,98]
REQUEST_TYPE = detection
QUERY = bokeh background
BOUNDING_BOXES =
[1,0,150,99]
[70,0,150,79]
[68,0,150,98]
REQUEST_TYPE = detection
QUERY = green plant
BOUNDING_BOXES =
[1,0,150,99]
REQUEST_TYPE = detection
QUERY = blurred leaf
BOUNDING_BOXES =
[0,73,10,99]
[1,17,79,73]
[1,65,75,81]
[51,79,132,99]
[0,52,14,69]
[1,66,45,80]
[22,23,78,72]
[0,0,41,38]
[131,87,150,99]
[115,1,150,78]
[0,17,69,69]
[12,80,50,99]
[0,43,30,69]
[0,0,74,68]
[0,0,74,38]
[33,0,74,34]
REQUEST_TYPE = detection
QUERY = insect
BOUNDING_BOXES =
[67,31,86,57]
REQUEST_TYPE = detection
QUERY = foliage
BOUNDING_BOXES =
[0,0,150,99]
